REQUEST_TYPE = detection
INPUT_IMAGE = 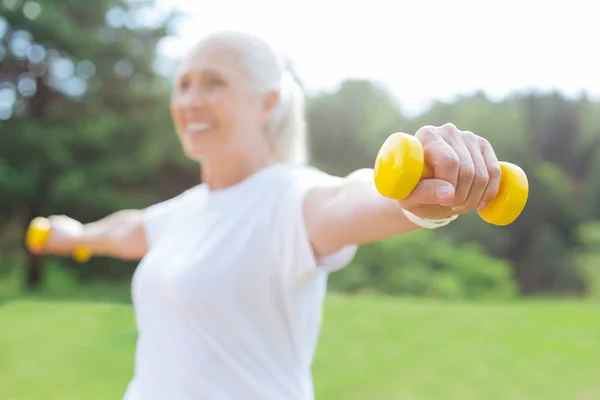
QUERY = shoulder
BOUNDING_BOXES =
[281,164,343,204]
[277,164,350,248]
[269,164,357,276]
[272,164,344,212]
[146,185,205,213]
[272,165,345,227]
[143,185,205,246]
[279,164,343,195]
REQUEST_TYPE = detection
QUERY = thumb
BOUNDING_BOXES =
[402,179,455,206]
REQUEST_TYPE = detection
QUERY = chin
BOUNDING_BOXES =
[180,134,219,160]
[182,147,206,163]
[182,142,226,164]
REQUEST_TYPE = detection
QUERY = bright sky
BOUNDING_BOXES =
[155,0,598,115]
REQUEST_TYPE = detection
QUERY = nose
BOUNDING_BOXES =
[175,85,207,109]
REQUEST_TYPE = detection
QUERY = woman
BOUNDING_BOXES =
[31,31,501,399]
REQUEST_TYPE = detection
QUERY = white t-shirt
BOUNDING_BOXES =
[123,163,358,400]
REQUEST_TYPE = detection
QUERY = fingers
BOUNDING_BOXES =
[416,126,460,206]
[414,123,500,213]
[477,137,502,211]
[403,178,456,206]
[460,131,489,211]
[438,126,476,208]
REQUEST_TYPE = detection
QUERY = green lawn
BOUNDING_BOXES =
[1,296,599,400]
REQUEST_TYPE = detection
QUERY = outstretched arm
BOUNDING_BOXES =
[303,168,421,257]
[29,210,149,261]
[80,210,149,260]
[305,123,502,259]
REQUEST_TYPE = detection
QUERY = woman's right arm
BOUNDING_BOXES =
[35,188,193,261]
[36,210,150,261]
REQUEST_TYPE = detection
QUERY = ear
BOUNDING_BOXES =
[260,90,281,127]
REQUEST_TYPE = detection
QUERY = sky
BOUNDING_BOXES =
[155,0,597,115]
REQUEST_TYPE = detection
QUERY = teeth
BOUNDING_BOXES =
[187,123,212,132]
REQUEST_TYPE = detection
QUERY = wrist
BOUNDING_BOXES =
[68,223,94,262]
[78,223,104,250]
[401,208,458,229]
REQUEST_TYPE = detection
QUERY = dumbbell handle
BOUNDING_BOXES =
[25,217,92,263]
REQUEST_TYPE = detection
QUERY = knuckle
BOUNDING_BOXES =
[478,136,492,148]
[416,125,438,140]
[437,151,460,169]
[473,168,489,185]
[488,163,502,180]
[442,122,458,131]
[463,130,478,142]
[441,123,459,139]
[459,162,476,180]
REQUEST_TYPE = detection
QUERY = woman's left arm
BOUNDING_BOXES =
[304,123,502,258]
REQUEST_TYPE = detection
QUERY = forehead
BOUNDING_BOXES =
[176,41,249,80]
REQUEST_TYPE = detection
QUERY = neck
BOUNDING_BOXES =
[200,150,276,191]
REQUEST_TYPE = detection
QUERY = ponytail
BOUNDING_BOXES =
[266,71,308,165]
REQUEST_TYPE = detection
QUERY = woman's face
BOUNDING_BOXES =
[170,41,278,162]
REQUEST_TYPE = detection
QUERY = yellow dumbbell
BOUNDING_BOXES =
[25,217,92,263]
[373,132,529,226]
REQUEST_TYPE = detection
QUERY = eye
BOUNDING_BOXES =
[178,78,190,91]
[205,76,226,86]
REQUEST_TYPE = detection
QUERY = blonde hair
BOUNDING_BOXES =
[196,31,308,165]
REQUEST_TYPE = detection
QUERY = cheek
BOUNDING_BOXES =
[208,92,240,127]
[170,99,183,130]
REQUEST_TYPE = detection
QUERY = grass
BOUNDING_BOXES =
[1,295,599,400]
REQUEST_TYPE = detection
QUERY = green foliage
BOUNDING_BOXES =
[1,0,197,288]
[307,79,405,176]
[573,222,600,298]
[1,0,194,215]
[329,230,516,300]
[584,148,600,219]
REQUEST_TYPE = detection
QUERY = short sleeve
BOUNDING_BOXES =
[143,186,199,248]
[276,166,358,280]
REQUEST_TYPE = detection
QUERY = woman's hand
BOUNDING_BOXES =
[27,215,85,256]
[399,123,502,220]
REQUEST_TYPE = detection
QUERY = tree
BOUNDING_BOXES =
[0,0,195,290]
[307,79,405,176]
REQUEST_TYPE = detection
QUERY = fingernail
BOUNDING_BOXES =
[477,202,487,212]
[436,186,454,201]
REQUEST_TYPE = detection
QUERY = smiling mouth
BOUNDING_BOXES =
[186,123,213,135]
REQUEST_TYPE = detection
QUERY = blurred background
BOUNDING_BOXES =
[1,0,599,399]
